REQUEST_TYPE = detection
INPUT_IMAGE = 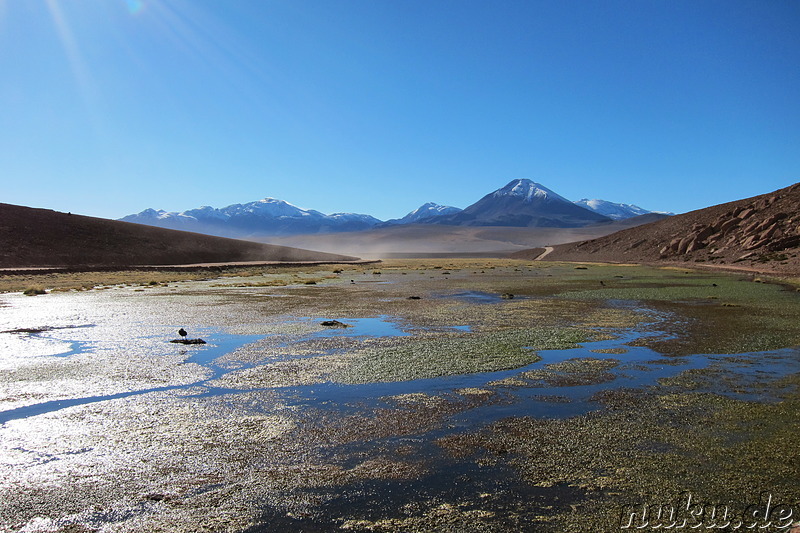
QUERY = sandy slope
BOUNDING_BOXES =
[0,203,358,267]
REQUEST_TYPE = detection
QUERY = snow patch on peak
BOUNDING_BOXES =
[494,179,570,203]
[137,208,165,217]
[574,199,651,220]
[409,202,460,216]
[401,202,462,222]
[258,197,293,206]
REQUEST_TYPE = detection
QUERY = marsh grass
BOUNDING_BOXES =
[0,270,209,293]
[3,258,799,532]
[333,327,588,384]
[546,265,800,354]
[520,357,620,387]
[5,260,794,356]
[0,265,350,294]
[438,384,800,531]
[22,286,46,296]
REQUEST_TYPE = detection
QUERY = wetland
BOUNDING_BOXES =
[1,259,799,532]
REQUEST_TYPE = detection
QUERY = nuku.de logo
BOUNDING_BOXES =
[619,492,797,530]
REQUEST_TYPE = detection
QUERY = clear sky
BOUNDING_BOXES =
[1,0,798,220]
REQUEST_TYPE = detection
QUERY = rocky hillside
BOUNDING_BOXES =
[0,203,358,268]
[540,182,800,275]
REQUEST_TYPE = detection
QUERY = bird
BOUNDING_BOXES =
[178,328,187,340]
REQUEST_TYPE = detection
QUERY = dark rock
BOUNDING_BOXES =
[759,223,779,241]
[685,238,707,253]
[170,338,207,344]
[407,296,422,300]
[320,320,350,328]
[2,327,50,334]
[768,235,800,251]
[718,218,740,235]
[677,236,694,254]
[737,208,756,220]
[695,226,715,241]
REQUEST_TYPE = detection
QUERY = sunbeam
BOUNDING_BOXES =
[44,0,93,99]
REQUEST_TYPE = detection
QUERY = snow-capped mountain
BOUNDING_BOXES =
[383,202,463,225]
[493,179,571,202]
[121,179,667,237]
[120,198,381,237]
[427,179,611,228]
[574,199,652,220]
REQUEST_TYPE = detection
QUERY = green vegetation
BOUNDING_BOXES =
[3,258,800,532]
[22,286,46,296]
[520,357,620,387]
[333,327,588,384]
[548,265,800,354]
[757,252,789,263]
[438,372,800,531]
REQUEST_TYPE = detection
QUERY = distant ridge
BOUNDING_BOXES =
[381,202,463,225]
[120,179,661,237]
[120,198,381,238]
[574,198,662,220]
[0,203,358,268]
[536,182,800,275]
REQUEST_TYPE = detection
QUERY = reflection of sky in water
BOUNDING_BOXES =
[438,290,518,304]
[1,290,798,429]
[285,328,705,421]
[307,316,411,338]
[0,293,96,365]
[0,332,76,360]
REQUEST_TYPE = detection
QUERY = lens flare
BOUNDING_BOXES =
[125,0,144,15]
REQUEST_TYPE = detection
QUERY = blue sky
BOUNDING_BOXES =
[1,0,798,220]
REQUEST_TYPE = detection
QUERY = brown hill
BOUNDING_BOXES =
[0,203,358,268]
[534,182,800,275]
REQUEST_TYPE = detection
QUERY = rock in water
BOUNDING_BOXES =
[320,320,350,328]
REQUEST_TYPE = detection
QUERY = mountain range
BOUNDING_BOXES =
[120,179,664,238]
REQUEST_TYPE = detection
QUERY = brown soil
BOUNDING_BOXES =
[0,203,358,268]
[522,182,800,275]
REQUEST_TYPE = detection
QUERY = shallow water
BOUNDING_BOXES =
[4,305,792,426]
[306,316,411,338]
[0,330,263,424]
[438,290,522,303]
[1,283,798,531]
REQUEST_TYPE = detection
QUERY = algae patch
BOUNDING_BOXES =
[332,327,588,384]
[520,358,620,387]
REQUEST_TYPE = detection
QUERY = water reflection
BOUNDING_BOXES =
[2,306,798,430]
